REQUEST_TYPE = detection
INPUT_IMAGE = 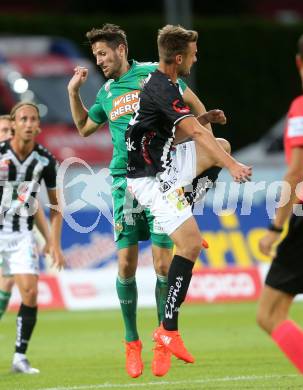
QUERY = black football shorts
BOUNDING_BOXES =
[265,214,303,295]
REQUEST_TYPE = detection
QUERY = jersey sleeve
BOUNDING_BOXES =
[88,90,108,124]
[42,156,58,189]
[177,78,187,95]
[287,115,303,148]
[155,82,193,125]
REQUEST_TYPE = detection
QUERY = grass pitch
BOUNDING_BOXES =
[0,302,303,390]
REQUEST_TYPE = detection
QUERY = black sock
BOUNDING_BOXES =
[163,255,194,331]
[185,166,222,209]
[15,304,37,354]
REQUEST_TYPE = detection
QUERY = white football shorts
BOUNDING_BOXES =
[0,231,39,276]
[127,141,197,236]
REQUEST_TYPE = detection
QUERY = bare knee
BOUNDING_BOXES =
[257,287,293,335]
[257,302,290,335]
[118,258,137,278]
[176,239,202,261]
[21,286,38,307]
[118,248,138,279]
[153,247,172,276]
[217,138,231,154]
[154,259,170,276]
[256,308,272,334]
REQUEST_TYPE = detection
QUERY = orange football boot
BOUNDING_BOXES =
[153,324,194,363]
[125,340,143,378]
[151,341,171,376]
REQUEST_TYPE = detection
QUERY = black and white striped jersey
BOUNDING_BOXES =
[126,69,194,178]
[0,141,58,233]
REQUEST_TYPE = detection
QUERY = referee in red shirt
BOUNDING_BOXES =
[257,34,303,374]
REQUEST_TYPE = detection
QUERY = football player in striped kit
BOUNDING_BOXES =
[0,115,51,323]
[0,102,65,374]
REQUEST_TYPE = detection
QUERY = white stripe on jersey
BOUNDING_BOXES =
[0,148,49,233]
[160,127,175,172]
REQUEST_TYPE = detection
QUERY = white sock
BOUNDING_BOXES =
[13,352,26,364]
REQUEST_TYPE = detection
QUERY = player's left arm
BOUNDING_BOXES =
[43,155,65,270]
[182,86,226,132]
[47,188,65,270]
[34,200,51,253]
[259,146,303,256]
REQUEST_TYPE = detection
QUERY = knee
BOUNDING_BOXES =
[153,250,172,276]
[177,239,202,261]
[154,261,170,276]
[118,256,137,278]
[189,242,203,260]
[256,308,272,334]
[22,286,38,306]
[217,138,231,154]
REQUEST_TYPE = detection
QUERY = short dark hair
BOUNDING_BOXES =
[86,24,128,53]
[157,24,198,64]
[10,102,40,120]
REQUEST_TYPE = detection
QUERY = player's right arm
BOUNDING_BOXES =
[67,66,104,137]
[177,116,252,183]
[259,146,303,256]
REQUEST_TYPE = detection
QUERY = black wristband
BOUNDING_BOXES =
[268,223,283,233]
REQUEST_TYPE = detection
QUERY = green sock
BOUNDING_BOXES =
[155,274,168,324]
[116,275,139,342]
[0,290,11,319]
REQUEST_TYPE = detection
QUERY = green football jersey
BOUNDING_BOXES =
[88,60,187,175]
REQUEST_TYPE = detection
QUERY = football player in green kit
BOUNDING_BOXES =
[67,23,228,378]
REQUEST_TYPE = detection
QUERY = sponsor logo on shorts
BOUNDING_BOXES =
[115,222,123,232]
[159,181,171,193]
[166,188,189,210]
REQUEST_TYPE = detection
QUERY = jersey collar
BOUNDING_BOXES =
[114,60,135,82]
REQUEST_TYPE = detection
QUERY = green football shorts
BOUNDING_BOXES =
[112,175,173,250]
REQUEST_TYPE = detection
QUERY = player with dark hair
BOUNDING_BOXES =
[68,23,228,378]
[126,24,252,371]
[257,34,303,374]
[0,102,65,373]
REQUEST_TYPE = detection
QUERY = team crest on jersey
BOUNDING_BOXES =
[110,90,140,121]
[104,79,114,92]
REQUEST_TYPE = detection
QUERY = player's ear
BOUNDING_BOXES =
[118,44,126,58]
[11,120,16,132]
[176,54,182,65]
